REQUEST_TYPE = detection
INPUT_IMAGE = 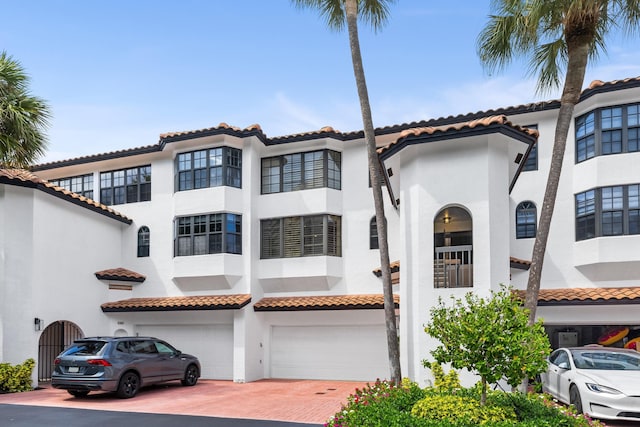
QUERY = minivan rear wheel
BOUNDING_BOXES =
[181,364,198,386]
[117,371,140,398]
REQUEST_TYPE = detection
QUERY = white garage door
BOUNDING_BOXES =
[271,325,389,381]
[136,324,233,380]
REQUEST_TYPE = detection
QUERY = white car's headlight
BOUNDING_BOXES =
[585,383,623,395]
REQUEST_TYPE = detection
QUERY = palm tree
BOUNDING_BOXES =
[478,0,640,327]
[0,51,51,167]
[291,0,401,383]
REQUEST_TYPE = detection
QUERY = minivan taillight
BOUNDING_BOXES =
[88,359,112,366]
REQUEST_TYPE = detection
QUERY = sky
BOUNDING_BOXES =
[3,1,640,164]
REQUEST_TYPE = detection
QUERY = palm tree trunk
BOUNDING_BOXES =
[524,38,591,327]
[344,0,401,383]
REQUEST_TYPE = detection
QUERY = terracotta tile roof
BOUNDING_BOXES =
[372,261,401,284]
[253,294,399,312]
[515,287,640,306]
[30,144,159,171]
[28,76,640,171]
[0,168,132,224]
[31,123,266,171]
[587,76,640,91]
[372,77,640,139]
[372,260,401,276]
[101,294,252,312]
[268,126,351,144]
[510,256,531,270]
[159,122,264,140]
[95,268,146,283]
[377,115,539,158]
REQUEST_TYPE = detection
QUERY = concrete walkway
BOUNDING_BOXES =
[0,379,368,424]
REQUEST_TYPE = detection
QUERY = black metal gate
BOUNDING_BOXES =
[38,321,83,381]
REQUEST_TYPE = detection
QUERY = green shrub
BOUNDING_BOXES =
[411,392,517,425]
[429,362,462,393]
[0,358,35,393]
[325,378,427,427]
[326,380,605,426]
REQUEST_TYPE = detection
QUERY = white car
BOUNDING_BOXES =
[541,346,640,422]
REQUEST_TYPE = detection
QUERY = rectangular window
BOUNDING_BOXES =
[260,214,341,258]
[576,184,640,240]
[576,103,640,161]
[576,112,595,162]
[49,173,94,199]
[576,190,596,241]
[176,147,242,191]
[629,184,640,235]
[523,143,538,171]
[174,213,241,256]
[100,166,150,206]
[261,150,341,194]
[601,186,624,236]
[522,124,538,171]
[628,105,640,152]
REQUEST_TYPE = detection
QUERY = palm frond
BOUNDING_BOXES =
[291,0,394,31]
[0,51,51,167]
[530,38,566,93]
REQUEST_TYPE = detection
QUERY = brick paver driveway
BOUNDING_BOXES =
[0,379,367,424]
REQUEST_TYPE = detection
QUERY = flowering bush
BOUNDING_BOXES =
[325,378,426,427]
[325,374,607,427]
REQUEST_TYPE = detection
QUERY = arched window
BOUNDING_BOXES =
[433,207,473,288]
[370,216,379,249]
[516,201,537,239]
[137,226,150,257]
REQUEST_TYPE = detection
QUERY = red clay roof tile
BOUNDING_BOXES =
[101,294,252,312]
[0,168,131,224]
[95,268,146,283]
[253,294,399,311]
[159,122,263,139]
[510,256,531,270]
[515,287,640,305]
[377,115,539,157]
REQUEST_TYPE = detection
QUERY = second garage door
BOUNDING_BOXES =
[136,324,233,380]
[270,325,389,381]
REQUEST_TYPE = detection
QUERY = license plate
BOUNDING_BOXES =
[68,366,79,373]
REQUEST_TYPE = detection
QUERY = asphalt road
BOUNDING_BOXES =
[0,404,321,427]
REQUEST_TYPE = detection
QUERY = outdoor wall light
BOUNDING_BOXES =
[34,317,43,331]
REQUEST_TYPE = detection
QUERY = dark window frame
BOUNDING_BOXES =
[261,149,341,194]
[174,213,242,257]
[100,166,151,206]
[370,216,379,249]
[137,226,150,257]
[49,173,94,199]
[575,184,640,241]
[516,201,537,239]
[175,146,242,192]
[576,103,640,163]
[260,214,341,258]
[522,124,539,171]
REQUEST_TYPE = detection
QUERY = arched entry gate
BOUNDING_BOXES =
[38,321,83,381]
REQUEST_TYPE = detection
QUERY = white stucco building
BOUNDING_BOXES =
[2,76,640,387]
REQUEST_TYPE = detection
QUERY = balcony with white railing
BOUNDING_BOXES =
[434,245,473,288]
